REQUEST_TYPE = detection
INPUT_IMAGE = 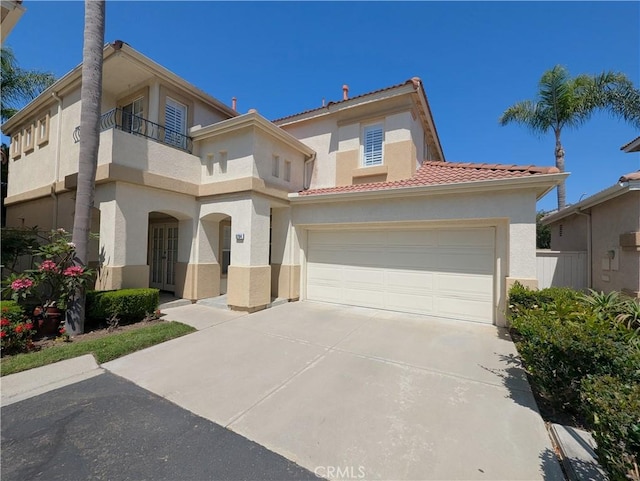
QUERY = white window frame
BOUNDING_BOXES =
[272,155,280,178]
[362,123,384,167]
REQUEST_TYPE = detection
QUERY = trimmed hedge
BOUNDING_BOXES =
[581,376,640,481]
[86,288,159,323]
[508,283,640,481]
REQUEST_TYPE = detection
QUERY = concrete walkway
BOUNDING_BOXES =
[102,301,564,480]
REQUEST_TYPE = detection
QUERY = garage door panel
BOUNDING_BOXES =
[306,228,495,324]
[386,292,435,314]
[343,268,385,288]
[438,229,494,247]
[344,288,386,308]
[387,230,438,246]
[384,250,438,270]
[436,297,494,322]
[437,273,493,299]
[437,251,494,273]
[385,270,435,291]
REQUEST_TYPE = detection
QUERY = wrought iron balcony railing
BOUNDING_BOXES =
[73,108,194,153]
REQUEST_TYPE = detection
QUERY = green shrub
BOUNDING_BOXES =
[86,288,159,323]
[508,282,580,319]
[581,375,640,481]
[512,311,639,413]
[0,300,23,316]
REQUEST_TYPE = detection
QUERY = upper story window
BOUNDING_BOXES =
[363,123,383,167]
[164,97,187,149]
[272,155,280,178]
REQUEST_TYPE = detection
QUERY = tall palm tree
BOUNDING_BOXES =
[500,65,640,210]
[66,0,105,335]
[0,46,55,122]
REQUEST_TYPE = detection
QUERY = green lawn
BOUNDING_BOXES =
[0,321,195,376]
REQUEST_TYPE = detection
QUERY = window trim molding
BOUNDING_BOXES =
[11,132,21,159]
[284,159,291,182]
[36,113,50,146]
[23,123,35,153]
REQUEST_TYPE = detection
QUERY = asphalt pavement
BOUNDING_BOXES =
[1,371,321,481]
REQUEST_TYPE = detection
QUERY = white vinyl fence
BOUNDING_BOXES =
[536,250,588,290]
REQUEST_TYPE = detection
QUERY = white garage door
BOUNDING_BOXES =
[306,228,495,323]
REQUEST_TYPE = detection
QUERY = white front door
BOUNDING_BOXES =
[306,227,496,324]
[149,223,178,291]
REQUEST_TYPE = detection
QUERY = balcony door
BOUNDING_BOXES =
[122,97,144,135]
[149,223,178,292]
[164,97,187,149]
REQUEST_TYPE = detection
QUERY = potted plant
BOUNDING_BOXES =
[4,229,95,337]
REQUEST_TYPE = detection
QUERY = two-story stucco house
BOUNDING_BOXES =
[2,41,565,326]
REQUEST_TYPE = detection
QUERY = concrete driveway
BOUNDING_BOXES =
[104,301,563,480]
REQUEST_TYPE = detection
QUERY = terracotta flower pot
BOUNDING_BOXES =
[34,307,64,338]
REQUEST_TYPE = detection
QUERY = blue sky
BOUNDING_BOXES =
[5,1,639,211]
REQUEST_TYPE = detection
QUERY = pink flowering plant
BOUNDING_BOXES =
[4,229,95,311]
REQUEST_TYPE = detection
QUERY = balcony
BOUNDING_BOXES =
[73,108,194,153]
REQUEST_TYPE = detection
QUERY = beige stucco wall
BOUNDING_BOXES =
[196,126,256,183]
[279,116,338,189]
[549,214,588,251]
[280,98,422,190]
[253,129,307,192]
[591,191,640,295]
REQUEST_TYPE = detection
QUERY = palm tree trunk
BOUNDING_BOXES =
[66,0,105,336]
[554,129,566,210]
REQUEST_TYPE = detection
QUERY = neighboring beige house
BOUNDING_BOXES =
[1,0,25,44]
[2,41,565,326]
[543,169,640,297]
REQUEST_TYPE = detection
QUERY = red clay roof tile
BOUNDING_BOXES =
[298,160,559,196]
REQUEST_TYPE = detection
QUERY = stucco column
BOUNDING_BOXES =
[95,193,149,290]
[175,217,221,300]
[270,207,300,300]
[148,81,160,125]
[227,195,271,311]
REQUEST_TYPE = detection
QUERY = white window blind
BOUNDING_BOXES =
[363,124,383,166]
[164,98,187,148]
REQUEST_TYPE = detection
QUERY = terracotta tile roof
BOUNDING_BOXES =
[298,161,560,196]
[272,79,419,124]
[620,170,640,182]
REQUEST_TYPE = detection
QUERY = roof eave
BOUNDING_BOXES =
[2,42,237,134]
[191,111,315,157]
[274,82,418,127]
[289,172,568,204]
[621,136,640,153]
[542,180,639,225]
